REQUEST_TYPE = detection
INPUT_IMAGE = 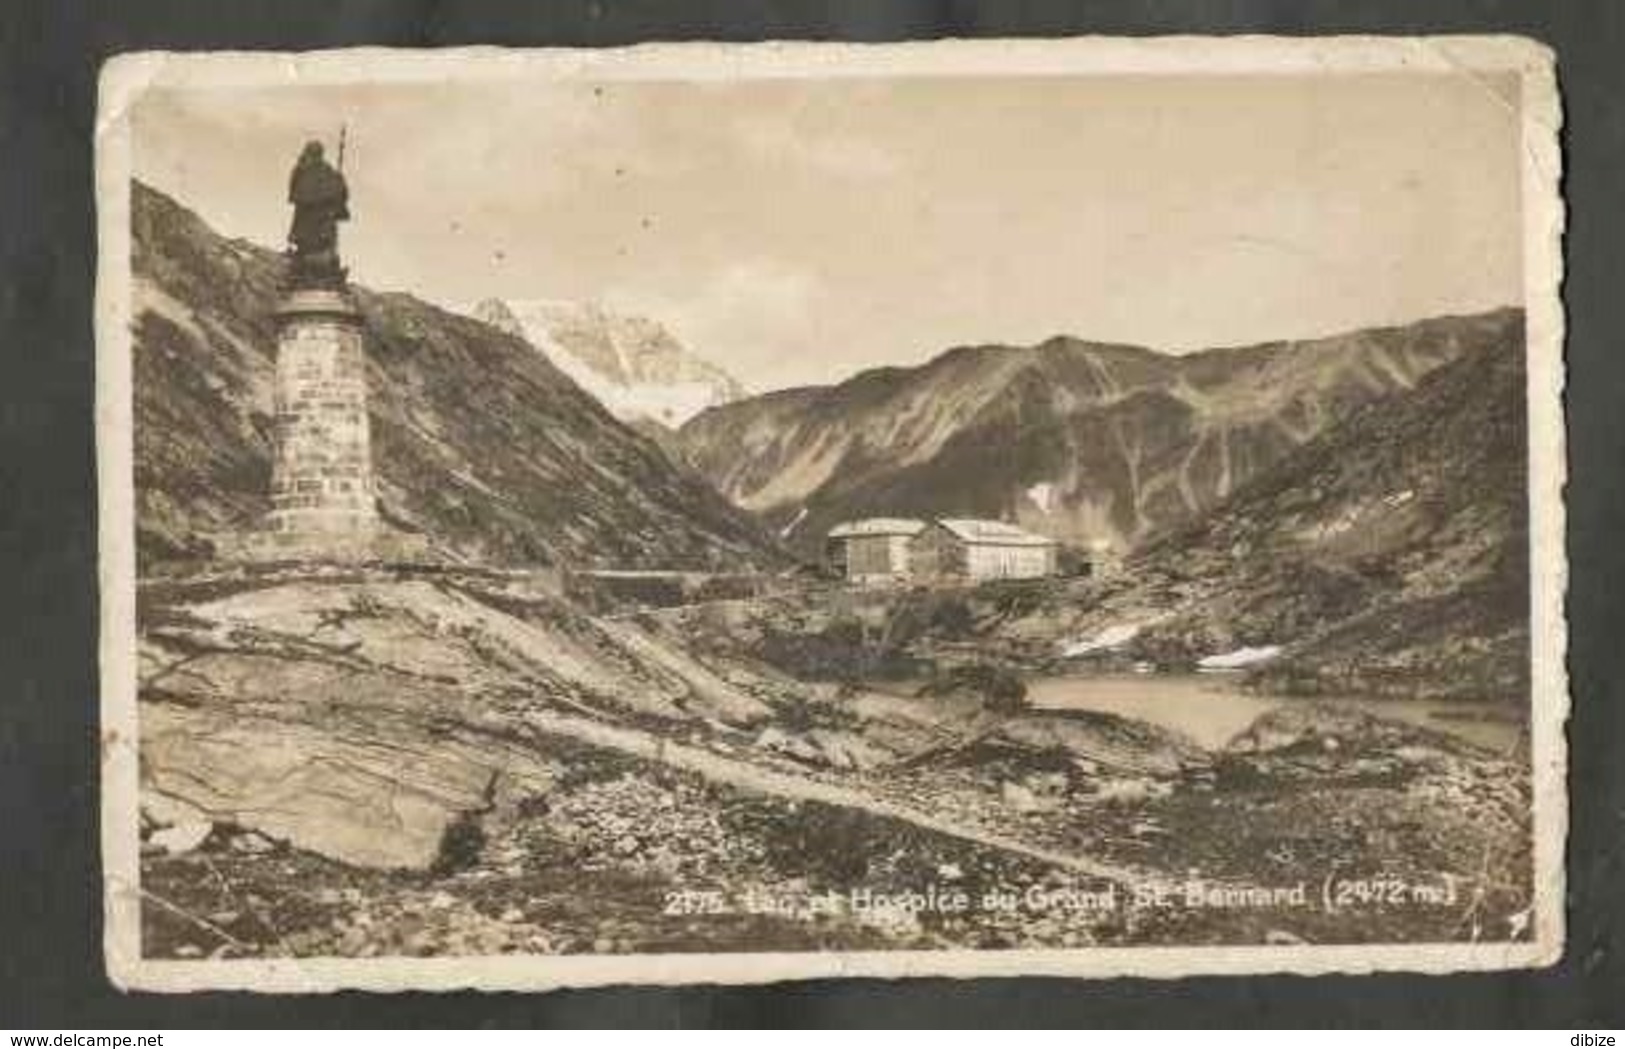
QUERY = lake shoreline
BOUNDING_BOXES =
[858,670,1527,757]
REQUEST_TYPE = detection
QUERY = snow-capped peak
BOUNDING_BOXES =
[473,297,746,427]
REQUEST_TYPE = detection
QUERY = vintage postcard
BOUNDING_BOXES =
[95,37,1566,991]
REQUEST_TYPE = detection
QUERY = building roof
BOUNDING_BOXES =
[933,518,1056,547]
[827,517,928,539]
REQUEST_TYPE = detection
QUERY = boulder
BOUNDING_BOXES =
[150,819,214,855]
[142,686,556,870]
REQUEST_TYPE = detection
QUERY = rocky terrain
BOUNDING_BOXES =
[131,181,780,571]
[474,297,746,428]
[137,564,1532,958]
[676,310,1522,556]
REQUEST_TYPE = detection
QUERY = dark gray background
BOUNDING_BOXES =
[1,0,1618,1028]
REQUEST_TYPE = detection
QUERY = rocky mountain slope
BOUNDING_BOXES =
[131,181,782,570]
[676,311,1523,554]
[473,297,745,428]
[138,564,1530,956]
[1004,323,1530,701]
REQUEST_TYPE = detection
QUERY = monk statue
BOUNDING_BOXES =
[285,139,350,288]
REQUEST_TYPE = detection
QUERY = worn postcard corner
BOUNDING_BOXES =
[96,36,1565,993]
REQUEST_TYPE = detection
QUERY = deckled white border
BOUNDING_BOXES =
[95,35,1566,993]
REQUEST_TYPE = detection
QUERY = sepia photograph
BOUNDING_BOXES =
[93,37,1566,992]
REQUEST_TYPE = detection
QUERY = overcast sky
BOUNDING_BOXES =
[133,72,1522,392]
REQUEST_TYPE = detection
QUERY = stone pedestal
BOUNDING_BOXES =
[268,287,378,537]
[209,285,434,565]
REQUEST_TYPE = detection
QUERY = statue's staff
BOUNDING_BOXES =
[337,123,348,173]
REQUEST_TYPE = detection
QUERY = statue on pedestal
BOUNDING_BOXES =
[285,139,350,289]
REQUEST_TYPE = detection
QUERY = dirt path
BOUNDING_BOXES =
[525,709,1166,890]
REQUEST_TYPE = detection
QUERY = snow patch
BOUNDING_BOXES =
[778,507,809,539]
[1060,623,1141,657]
[1026,481,1057,514]
[1197,645,1282,671]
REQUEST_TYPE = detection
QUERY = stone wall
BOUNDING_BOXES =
[208,527,434,564]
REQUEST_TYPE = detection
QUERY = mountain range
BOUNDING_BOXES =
[473,297,745,428]
[130,174,1527,701]
[676,310,1524,555]
[129,180,782,570]
[1005,317,1529,700]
